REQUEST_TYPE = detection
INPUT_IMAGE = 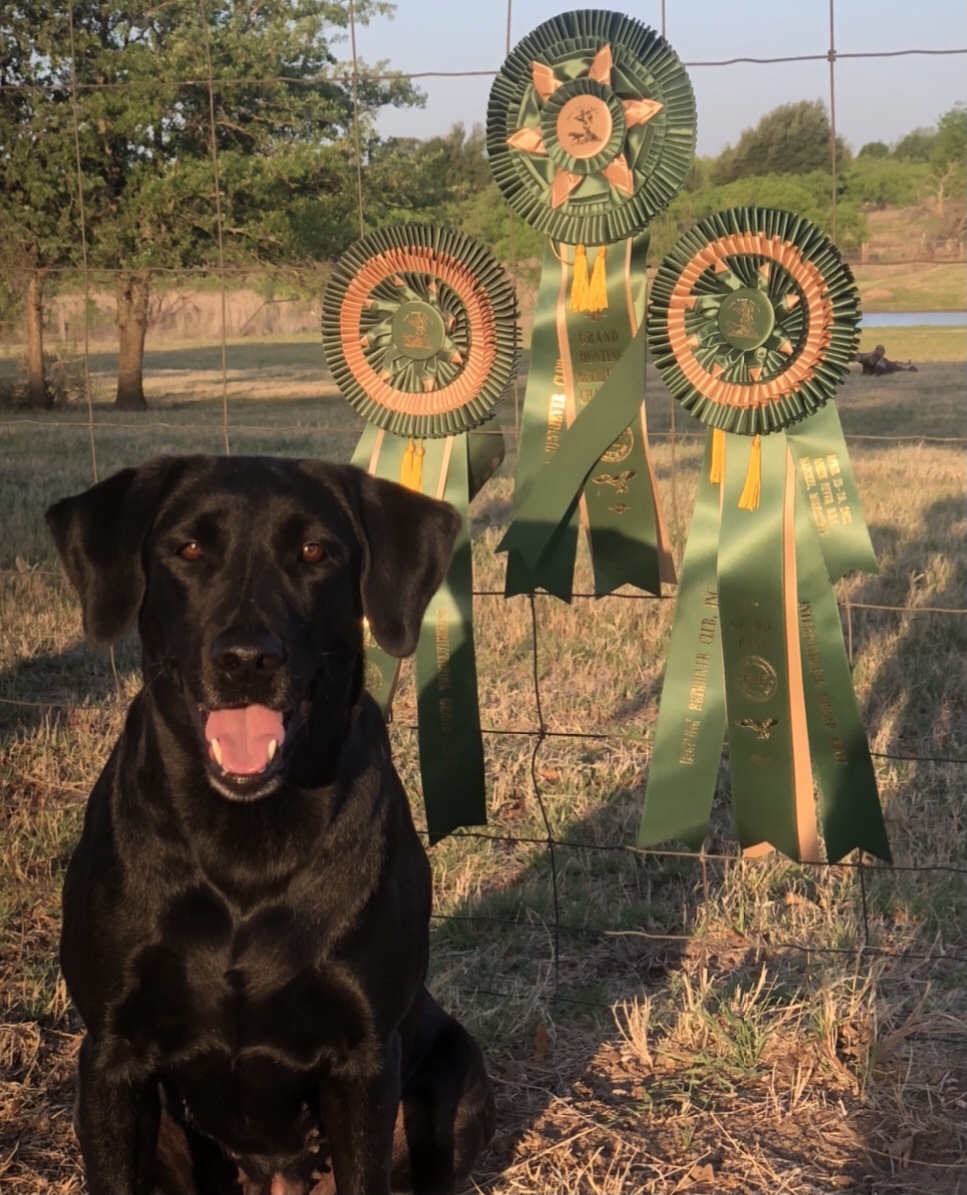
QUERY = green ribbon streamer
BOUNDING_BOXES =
[640,426,889,864]
[795,485,891,862]
[638,430,726,849]
[414,440,487,843]
[352,424,409,716]
[500,244,663,597]
[351,427,488,841]
[786,402,878,582]
[718,432,803,859]
[467,426,505,500]
[564,234,663,597]
[505,240,579,600]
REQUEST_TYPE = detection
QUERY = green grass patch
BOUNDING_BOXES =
[858,325,966,362]
[853,261,967,313]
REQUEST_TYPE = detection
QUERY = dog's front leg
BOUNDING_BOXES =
[75,1035,161,1195]
[320,1031,402,1195]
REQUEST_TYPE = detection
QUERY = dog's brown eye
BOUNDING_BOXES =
[178,541,204,561]
[300,542,325,564]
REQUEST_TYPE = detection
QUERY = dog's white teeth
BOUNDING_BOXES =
[210,738,223,767]
[267,738,278,762]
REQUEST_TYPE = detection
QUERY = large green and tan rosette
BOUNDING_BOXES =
[490,10,693,599]
[639,207,890,865]
[487,9,695,246]
[322,224,520,842]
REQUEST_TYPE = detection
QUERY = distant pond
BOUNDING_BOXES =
[863,311,967,327]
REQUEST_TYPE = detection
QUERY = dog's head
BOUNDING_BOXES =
[46,455,460,800]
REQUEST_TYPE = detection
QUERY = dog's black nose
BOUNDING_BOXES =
[210,629,286,681]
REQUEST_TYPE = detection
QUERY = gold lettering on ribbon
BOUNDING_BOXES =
[680,596,719,762]
[679,717,701,765]
[730,615,773,654]
[800,452,853,534]
[434,606,459,764]
[545,391,567,456]
[435,608,452,693]
[688,652,711,713]
[798,601,825,686]
[578,328,621,345]
[810,491,828,534]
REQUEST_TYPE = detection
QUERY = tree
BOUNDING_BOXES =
[892,127,935,162]
[927,103,967,230]
[711,100,851,185]
[858,141,890,159]
[2,1,420,409]
[0,5,85,407]
[660,170,866,258]
[846,156,929,209]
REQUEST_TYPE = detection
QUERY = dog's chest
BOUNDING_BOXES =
[112,885,367,1069]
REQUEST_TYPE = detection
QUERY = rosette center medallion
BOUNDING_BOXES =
[717,288,776,352]
[391,301,447,363]
[554,93,615,161]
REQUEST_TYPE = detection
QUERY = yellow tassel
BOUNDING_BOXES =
[400,437,425,492]
[709,427,726,484]
[737,434,762,510]
[570,244,590,312]
[587,245,608,313]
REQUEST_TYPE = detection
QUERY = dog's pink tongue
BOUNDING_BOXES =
[205,705,285,775]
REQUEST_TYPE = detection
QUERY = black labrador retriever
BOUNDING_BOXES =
[46,455,494,1195]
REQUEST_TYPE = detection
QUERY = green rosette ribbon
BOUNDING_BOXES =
[639,207,891,864]
[322,224,520,841]
[488,10,694,599]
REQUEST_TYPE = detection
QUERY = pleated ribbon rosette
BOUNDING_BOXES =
[638,207,891,864]
[487,10,695,599]
[322,224,520,841]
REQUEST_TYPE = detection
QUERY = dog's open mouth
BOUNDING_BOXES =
[199,704,292,796]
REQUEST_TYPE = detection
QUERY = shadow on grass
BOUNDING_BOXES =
[844,493,967,950]
[0,638,136,746]
[849,493,966,759]
[425,778,897,1194]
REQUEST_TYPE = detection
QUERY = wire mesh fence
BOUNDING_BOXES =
[1,0,966,1014]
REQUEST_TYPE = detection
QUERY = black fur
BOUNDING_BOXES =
[46,455,494,1195]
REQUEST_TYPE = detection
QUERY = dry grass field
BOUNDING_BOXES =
[1,335,965,1193]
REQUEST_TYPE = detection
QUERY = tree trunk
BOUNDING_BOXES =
[115,270,150,410]
[25,270,48,409]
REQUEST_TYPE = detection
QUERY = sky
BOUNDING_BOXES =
[348,0,967,157]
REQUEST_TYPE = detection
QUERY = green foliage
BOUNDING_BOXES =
[845,157,930,209]
[0,1,422,274]
[892,127,935,162]
[933,103,967,171]
[657,170,867,256]
[858,141,890,160]
[455,183,543,267]
[711,100,851,185]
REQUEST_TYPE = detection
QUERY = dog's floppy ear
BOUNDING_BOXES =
[45,459,171,647]
[339,466,461,658]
